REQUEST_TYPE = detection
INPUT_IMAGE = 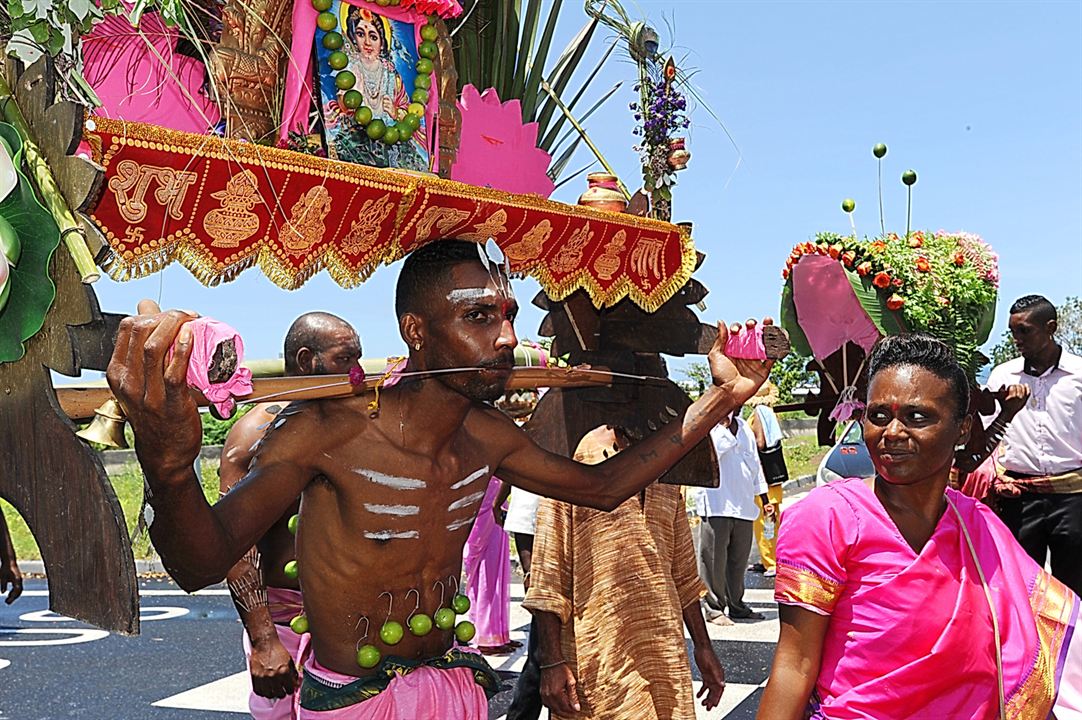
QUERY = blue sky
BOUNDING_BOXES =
[90,0,1082,380]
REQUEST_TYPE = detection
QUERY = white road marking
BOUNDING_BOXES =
[152,670,250,713]
[0,628,110,646]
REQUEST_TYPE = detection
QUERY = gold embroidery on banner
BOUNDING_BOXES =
[415,206,471,240]
[460,208,508,242]
[108,160,198,224]
[282,186,332,257]
[552,222,593,275]
[341,194,395,255]
[504,219,552,264]
[203,170,262,248]
[593,230,627,280]
[630,236,666,288]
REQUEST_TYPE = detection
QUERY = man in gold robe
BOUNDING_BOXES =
[522,425,726,719]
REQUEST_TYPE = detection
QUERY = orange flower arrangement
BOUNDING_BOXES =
[873,271,891,289]
[915,256,931,273]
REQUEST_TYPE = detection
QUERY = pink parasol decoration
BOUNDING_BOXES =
[82,11,220,134]
[791,254,881,361]
[450,85,555,198]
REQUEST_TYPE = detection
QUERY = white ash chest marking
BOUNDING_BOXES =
[446,516,475,532]
[443,466,491,525]
[363,529,421,540]
[354,469,427,490]
[449,466,489,491]
[363,503,420,516]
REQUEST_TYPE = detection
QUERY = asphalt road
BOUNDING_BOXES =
[0,571,780,720]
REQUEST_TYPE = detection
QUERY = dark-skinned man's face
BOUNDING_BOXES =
[863,365,970,486]
[419,261,519,403]
[308,327,362,375]
[1008,310,1057,361]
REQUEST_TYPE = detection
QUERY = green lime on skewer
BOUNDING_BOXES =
[316,12,337,32]
[451,593,470,614]
[418,41,437,59]
[283,560,299,579]
[409,613,433,636]
[902,169,917,186]
[335,70,356,90]
[290,614,309,634]
[415,58,433,75]
[842,198,856,213]
[357,644,380,668]
[410,89,429,105]
[328,51,348,70]
[322,31,343,50]
[365,119,386,140]
[382,126,400,145]
[414,74,431,91]
[380,620,404,645]
[407,102,425,117]
[454,621,476,643]
[420,24,438,42]
[434,607,455,630]
[287,514,298,535]
[873,143,887,159]
[311,0,332,10]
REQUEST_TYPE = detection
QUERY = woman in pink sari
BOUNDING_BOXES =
[759,335,1081,720]
[461,476,515,653]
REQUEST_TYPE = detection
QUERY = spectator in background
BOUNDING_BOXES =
[0,512,23,604]
[747,383,788,578]
[691,409,774,625]
[987,294,1082,595]
[462,476,516,654]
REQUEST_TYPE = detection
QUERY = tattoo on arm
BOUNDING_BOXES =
[639,448,659,464]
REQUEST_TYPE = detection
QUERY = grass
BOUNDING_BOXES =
[782,434,829,479]
[2,460,221,562]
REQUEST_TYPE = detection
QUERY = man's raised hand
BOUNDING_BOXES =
[106,300,202,477]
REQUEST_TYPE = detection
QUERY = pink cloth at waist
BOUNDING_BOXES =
[267,586,304,625]
[299,648,487,719]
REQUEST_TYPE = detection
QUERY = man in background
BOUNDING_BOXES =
[220,312,361,719]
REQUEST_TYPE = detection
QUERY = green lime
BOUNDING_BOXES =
[380,620,404,645]
[454,621,476,643]
[420,24,438,42]
[365,119,386,139]
[409,613,433,636]
[328,51,348,70]
[283,560,299,579]
[335,70,356,90]
[316,12,338,32]
[413,74,431,91]
[873,143,887,159]
[902,169,917,186]
[407,102,426,117]
[397,123,415,141]
[287,514,299,535]
[354,106,373,125]
[382,126,400,144]
[451,593,471,614]
[841,198,856,213]
[322,31,343,50]
[415,58,433,75]
[410,88,429,105]
[375,0,390,5]
[418,41,437,59]
[342,89,363,109]
[356,644,381,668]
[290,614,309,634]
[403,113,421,131]
[311,0,332,10]
[434,607,455,630]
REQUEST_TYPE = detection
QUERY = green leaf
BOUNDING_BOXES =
[519,0,562,122]
[543,78,620,156]
[0,123,61,363]
[9,0,26,20]
[779,280,814,358]
[844,269,906,337]
[534,16,597,139]
[28,19,50,43]
[510,0,543,101]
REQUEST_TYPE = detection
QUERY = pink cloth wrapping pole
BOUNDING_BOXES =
[462,477,511,646]
[243,589,305,720]
[169,317,253,418]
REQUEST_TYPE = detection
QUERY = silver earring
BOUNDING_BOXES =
[414,343,422,351]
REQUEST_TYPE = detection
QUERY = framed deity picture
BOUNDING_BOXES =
[314,0,434,172]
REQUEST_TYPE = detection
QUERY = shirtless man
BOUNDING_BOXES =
[220,313,360,718]
[107,239,777,718]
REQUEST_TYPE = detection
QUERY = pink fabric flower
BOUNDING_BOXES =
[169,317,253,419]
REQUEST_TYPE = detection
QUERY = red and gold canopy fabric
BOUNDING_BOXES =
[84,118,695,312]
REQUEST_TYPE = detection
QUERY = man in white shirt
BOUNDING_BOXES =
[987,295,1082,595]
[691,409,774,625]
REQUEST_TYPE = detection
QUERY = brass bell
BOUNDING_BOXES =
[75,398,129,449]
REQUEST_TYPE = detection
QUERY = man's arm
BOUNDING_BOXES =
[494,321,778,510]
[534,610,581,715]
[107,310,313,591]
[954,385,1029,473]
[0,512,22,604]
[684,600,725,710]
[756,605,829,720]
[220,411,298,699]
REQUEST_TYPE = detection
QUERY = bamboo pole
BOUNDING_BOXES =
[0,71,100,283]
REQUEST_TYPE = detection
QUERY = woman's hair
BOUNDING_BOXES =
[866,334,970,420]
[345,6,391,61]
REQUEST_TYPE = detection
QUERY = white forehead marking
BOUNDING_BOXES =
[450,466,490,491]
[447,517,474,532]
[356,470,427,490]
[447,288,497,304]
[364,530,420,540]
[447,490,486,512]
[364,503,420,516]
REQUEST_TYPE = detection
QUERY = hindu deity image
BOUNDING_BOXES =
[319,2,430,171]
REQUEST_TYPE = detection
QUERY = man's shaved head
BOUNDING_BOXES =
[395,239,487,319]
[283,312,360,375]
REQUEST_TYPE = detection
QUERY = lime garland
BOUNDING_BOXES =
[313,0,437,145]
